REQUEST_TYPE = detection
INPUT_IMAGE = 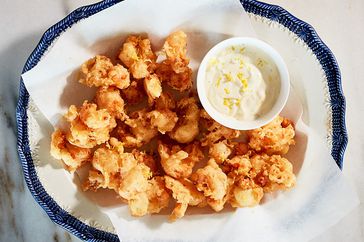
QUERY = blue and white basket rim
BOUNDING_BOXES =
[16,0,348,241]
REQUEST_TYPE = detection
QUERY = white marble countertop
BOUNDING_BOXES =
[0,0,362,241]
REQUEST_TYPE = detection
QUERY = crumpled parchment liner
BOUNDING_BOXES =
[21,0,359,241]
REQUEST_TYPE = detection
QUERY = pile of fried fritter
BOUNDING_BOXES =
[50,31,296,221]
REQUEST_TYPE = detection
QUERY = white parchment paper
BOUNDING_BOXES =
[21,0,359,241]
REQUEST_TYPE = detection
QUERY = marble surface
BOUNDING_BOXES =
[0,0,362,241]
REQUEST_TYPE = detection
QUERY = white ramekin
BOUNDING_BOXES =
[197,37,290,130]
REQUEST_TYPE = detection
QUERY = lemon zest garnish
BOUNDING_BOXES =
[209,57,218,66]
[239,47,246,53]
[224,88,230,94]
[240,86,248,93]
[223,98,241,109]
[232,46,236,51]
[216,76,222,87]
[223,98,234,110]
[224,73,233,82]
[239,60,244,68]
[237,72,244,80]
[237,72,248,91]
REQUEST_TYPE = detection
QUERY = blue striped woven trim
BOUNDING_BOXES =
[16,0,347,241]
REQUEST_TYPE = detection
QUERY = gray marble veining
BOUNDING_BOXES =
[0,1,85,241]
[0,96,79,242]
[0,37,78,242]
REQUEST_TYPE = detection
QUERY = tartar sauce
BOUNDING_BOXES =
[205,45,280,121]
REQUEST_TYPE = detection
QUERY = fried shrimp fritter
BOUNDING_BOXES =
[146,177,170,214]
[158,142,204,179]
[50,129,91,172]
[79,55,130,89]
[191,159,230,212]
[128,192,149,217]
[230,177,264,207]
[156,31,192,91]
[209,140,232,164]
[83,138,137,191]
[158,141,203,179]
[225,152,295,207]
[223,155,252,178]
[162,31,189,73]
[179,178,206,207]
[206,177,234,212]
[250,154,296,192]
[232,142,250,156]
[164,176,205,221]
[90,146,121,190]
[118,35,156,79]
[169,97,200,143]
[148,109,178,134]
[132,149,158,175]
[118,163,151,200]
[65,101,116,148]
[200,110,240,146]
[114,122,143,148]
[184,142,204,164]
[95,86,128,120]
[118,163,152,216]
[229,186,264,208]
[84,142,120,190]
[248,116,295,155]
[191,159,228,201]
[154,91,176,110]
[122,109,158,148]
[156,60,193,92]
[158,142,189,179]
[121,80,145,105]
[169,142,203,179]
[78,101,112,129]
[143,74,162,104]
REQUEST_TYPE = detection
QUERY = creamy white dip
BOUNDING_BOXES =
[205,45,280,121]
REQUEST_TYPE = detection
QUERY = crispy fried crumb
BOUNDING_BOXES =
[248,116,295,155]
[169,97,200,143]
[119,35,156,79]
[80,55,130,89]
[50,129,91,172]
